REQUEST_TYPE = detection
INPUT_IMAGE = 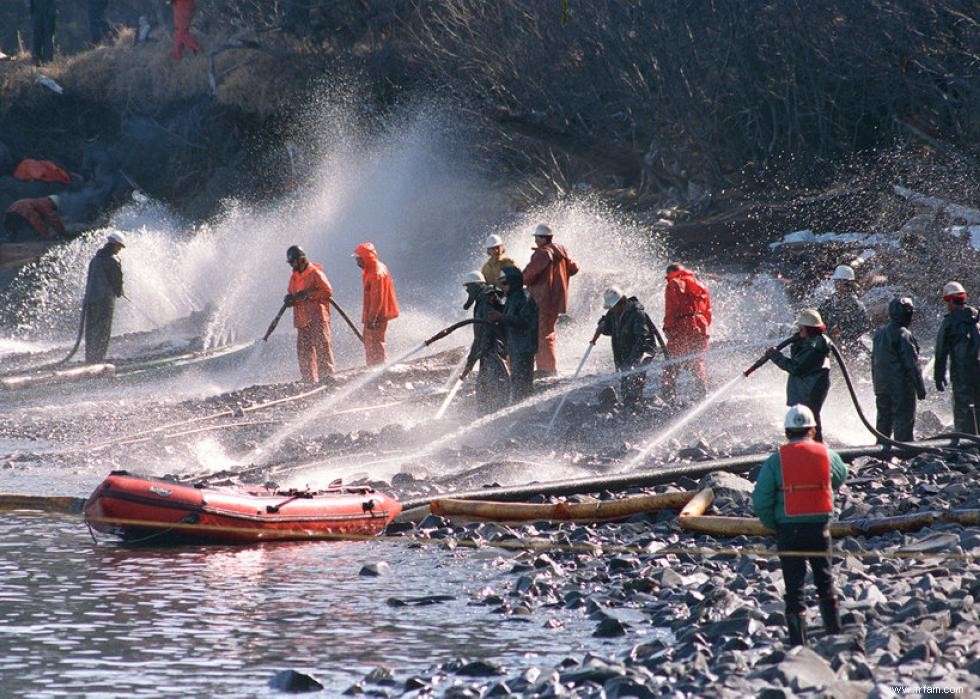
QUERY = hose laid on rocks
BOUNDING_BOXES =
[399,444,909,510]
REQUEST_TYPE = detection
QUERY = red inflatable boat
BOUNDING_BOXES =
[84,471,402,544]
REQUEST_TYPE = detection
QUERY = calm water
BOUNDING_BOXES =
[0,514,625,697]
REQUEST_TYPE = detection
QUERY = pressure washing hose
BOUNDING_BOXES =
[261,303,289,342]
[423,318,491,346]
[744,335,980,455]
[57,304,87,365]
[329,299,365,343]
[0,304,88,379]
[828,343,980,452]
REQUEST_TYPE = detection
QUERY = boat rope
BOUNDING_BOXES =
[85,520,99,545]
[70,511,980,561]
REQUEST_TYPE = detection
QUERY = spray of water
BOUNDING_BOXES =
[254,341,429,458]
[278,342,775,484]
[545,341,596,434]
[626,374,746,468]
[433,349,469,419]
[0,89,908,479]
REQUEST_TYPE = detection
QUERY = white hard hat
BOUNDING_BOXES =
[603,286,625,309]
[831,264,855,281]
[484,234,503,248]
[943,281,966,297]
[462,271,484,286]
[107,232,126,247]
[796,308,824,328]
[533,223,553,238]
[47,194,60,209]
[785,404,817,429]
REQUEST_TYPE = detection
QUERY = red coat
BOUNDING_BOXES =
[663,268,711,348]
[522,242,579,315]
[4,197,66,239]
[355,243,399,325]
[288,262,333,328]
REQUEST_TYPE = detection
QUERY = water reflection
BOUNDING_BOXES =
[0,517,628,696]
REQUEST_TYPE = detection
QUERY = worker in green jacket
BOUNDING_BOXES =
[753,404,849,647]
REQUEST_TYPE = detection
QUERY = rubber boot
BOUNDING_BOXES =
[786,613,807,647]
[819,597,842,634]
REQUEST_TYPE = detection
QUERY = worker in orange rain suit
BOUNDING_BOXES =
[284,245,335,384]
[521,223,579,376]
[3,195,67,241]
[170,0,203,60]
[662,262,712,400]
[354,242,399,366]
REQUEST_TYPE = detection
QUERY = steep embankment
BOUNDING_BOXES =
[2,1,979,244]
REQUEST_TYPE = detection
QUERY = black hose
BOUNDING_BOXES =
[399,444,909,509]
[743,335,795,377]
[423,318,491,346]
[0,303,87,378]
[56,303,87,365]
[828,343,952,455]
[650,320,670,358]
[329,299,365,343]
[921,431,980,444]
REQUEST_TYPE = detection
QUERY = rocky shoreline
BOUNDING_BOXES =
[1,342,978,697]
[328,453,979,697]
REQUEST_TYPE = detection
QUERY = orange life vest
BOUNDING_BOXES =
[778,440,832,516]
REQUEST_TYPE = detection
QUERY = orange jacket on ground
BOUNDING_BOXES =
[4,197,66,238]
[522,242,579,315]
[663,268,712,343]
[355,243,399,325]
[288,262,333,328]
[13,159,71,184]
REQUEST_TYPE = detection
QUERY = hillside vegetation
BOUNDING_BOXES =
[2,0,978,226]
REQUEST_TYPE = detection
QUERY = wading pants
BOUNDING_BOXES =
[875,390,916,442]
[776,522,837,616]
[88,0,109,44]
[364,320,387,367]
[535,310,558,373]
[510,352,535,404]
[662,334,708,401]
[84,300,114,363]
[788,371,830,442]
[31,0,56,64]
[296,316,335,384]
[621,370,647,407]
[950,379,980,434]
[171,0,203,60]
[476,355,510,415]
